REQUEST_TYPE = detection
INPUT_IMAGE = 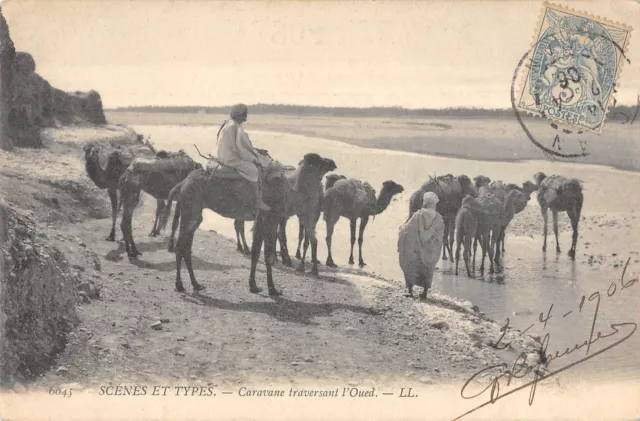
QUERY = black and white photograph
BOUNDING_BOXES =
[0,1,639,420]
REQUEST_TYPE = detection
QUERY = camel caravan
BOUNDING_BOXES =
[83,105,584,299]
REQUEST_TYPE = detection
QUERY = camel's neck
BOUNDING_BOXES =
[86,157,108,188]
[373,191,393,215]
[295,169,323,192]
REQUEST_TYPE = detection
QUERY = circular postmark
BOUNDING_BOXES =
[511,12,632,161]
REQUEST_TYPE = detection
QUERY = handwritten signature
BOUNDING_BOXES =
[454,258,638,421]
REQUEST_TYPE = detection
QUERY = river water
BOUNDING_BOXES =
[131,123,640,383]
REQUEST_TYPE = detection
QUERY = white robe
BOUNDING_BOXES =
[216,120,270,182]
[397,208,444,289]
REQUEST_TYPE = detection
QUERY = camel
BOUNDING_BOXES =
[161,153,337,294]
[83,143,167,241]
[459,188,506,275]
[495,181,537,253]
[408,174,477,261]
[118,151,202,258]
[533,172,584,259]
[275,157,338,271]
[323,178,405,268]
[470,180,537,264]
[294,173,346,263]
[474,175,491,190]
[454,201,477,277]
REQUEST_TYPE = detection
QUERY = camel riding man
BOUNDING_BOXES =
[216,103,272,212]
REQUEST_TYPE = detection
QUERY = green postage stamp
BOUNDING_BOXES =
[516,2,632,133]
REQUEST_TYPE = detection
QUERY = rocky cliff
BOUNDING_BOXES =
[0,7,107,149]
[0,202,80,385]
[0,7,15,150]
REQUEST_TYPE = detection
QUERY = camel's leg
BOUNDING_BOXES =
[300,221,320,265]
[296,221,309,274]
[447,217,456,261]
[172,202,202,292]
[106,187,118,241]
[277,218,291,266]
[489,229,497,274]
[472,234,478,270]
[357,215,369,267]
[552,210,561,253]
[249,215,265,294]
[464,233,473,278]
[567,201,581,260]
[442,221,449,260]
[541,206,549,252]
[168,206,180,253]
[264,215,282,295]
[184,229,205,292]
[406,282,414,298]
[127,190,142,258]
[499,229,506,253]
[480,232,487,275]
[325,217,338,268]
[306,223,319,276]
[277,217,292,267]
[348,218,357,265]
[302,228,320,268]
[295,219,304,260]
[239,222,250,255]
[120,188,141,258]
[149,199,165,237]
[173,209,187,292]
[235,220,243,252]
[494,227,503,263]
[455,233,462,276]
[175,242,184,292]
[234,220,250,255]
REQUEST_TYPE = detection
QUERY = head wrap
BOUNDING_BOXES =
[230,103,248,120]
[422,192,439,209]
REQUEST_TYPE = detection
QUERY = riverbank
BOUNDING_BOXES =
[0,124,543,392]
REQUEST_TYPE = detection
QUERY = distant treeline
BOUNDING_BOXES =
[106,103,639,119]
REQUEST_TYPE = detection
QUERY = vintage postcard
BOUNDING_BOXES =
[0,1,639,421]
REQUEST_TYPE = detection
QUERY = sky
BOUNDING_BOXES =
[2,0,640,109]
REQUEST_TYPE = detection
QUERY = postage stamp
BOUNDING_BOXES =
[515,2,632,134]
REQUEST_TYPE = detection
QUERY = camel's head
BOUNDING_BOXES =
[522,180,538,193]
[301,153,323,167]
[473,175,491,189]
[321,158,337,174]
[136,134,144,143]
[533,172,547,187]
[381,180,404,198]
[457,174,478,197]
[325,174,346,190]
[82,143,100,161]
[510,189,531,214]
[301,153,337,175]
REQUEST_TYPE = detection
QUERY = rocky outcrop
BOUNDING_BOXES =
[0,202,80,384]
[0,7,107,149]
[0,7,16,150]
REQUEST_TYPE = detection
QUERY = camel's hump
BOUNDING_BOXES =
[327,178,377,210]
[130,156,196,174]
